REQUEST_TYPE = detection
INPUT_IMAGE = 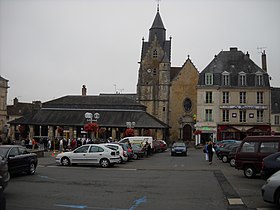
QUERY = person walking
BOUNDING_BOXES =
[207,141,214,165]
[204,142,209,161]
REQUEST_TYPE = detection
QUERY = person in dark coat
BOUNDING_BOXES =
[207,141,214,165]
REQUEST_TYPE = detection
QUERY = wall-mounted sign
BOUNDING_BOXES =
[232,113,237,118]
[220,105,267,110]
[249,113,254,118]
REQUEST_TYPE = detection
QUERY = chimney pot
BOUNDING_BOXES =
[262,50,267,72]
[82,85,87,96]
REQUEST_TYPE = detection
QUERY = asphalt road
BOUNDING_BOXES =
[3,148,279,210]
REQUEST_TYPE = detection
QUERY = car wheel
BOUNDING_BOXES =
[244,166,256,178]
[100,158,110,168]
[133,154,138,160]
[229,158,235,167]
[27,162,36,175]
[222,156,228,163]
[61,157,70,166]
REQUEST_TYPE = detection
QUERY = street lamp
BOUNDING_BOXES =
[126,121,135,128]
[84,112,100,139]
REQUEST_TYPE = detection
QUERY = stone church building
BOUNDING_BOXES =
[136,7,199,142]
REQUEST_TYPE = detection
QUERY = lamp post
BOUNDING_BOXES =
[85,112,100,139]
[126,121,135,137]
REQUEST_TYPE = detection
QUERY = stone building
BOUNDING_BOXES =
[137,7,199,142]
[271,87,280,135]
[0,76,9,137]
[196,48,271,143]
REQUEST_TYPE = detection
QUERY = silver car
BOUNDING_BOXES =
[55,144,121,168]
[261,170,280,207]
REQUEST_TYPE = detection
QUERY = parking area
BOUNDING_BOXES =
[3,147,279,210]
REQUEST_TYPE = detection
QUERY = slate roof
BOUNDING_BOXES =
[140,10,171,62]
[198,47,270,87]
[9,95,169,129]
[7,102,34,116]
[271,87,280,114]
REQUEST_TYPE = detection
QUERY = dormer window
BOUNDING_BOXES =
[205,73,213,85]
[256,71,263,86]
[153,50,158,58]
[239,72,246,86]
[222,71,230,86]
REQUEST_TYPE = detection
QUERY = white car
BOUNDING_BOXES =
[55,144,121,168]
[261,170,280,207]
[103,143,128,163]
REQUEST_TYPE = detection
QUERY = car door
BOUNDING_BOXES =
[87,145,105,164]
[7,147,26,174]
[70,145,90,164]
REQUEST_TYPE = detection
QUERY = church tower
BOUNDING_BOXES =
[136,6,171,125]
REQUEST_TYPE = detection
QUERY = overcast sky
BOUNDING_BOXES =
[1,0,280,105]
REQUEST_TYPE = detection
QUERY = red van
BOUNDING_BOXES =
[235,136,280,178]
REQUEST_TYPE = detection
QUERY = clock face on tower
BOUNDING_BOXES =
[183,98,192,112]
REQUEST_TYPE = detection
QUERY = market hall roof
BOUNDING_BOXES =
[8,95,169,129]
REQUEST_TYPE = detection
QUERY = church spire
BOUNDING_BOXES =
[149,4,166,44]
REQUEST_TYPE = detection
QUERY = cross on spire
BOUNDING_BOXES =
[156,0,161,12]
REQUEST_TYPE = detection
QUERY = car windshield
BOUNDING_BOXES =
[0,147,10,157]
[173,143,185,147]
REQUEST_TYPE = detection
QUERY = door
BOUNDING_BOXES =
[183,124,192,141]
[70,145,90,164]
[87,145,105,163]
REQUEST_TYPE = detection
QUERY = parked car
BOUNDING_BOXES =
[158,140,167,152]
[152,140,161,153]
[235,136,280,178]
[103,143,128,163]
[153,140,167,153]
[118,143,134,160]
[261,152,280,179]
[262,170,280,207]
[214,140,238,153]
[55,144,121,168]
[228,147,239,167]
[0,155,9,192]
[217,142,241,163]
[0,145,38,175]
[171,142,187,156]
[131,144,146,160]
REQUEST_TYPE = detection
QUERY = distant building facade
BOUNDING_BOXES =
[137,8,199,142]
[196,48,271,143]
[271,87,280,135]
[0,76,9,138]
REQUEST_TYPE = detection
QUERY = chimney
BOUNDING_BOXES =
[14,97,19,105]
[262,50,267,72]
[82,85,87,96]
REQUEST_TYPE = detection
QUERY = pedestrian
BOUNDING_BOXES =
[145,142,152,157]
[203,142,209,161]
[47,139,52,151]
[32,138,36,150]
[207,141,214,165]
[59,138,63,152]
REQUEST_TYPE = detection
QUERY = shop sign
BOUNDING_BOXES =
[220,105,267,110]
